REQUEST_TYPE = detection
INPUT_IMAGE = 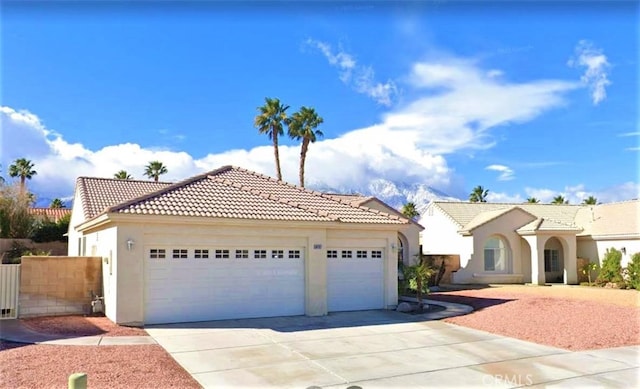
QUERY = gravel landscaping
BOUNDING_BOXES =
[21,315,147,337]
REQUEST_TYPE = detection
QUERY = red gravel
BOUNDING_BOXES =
[21,315,147,337]
[0,343,201,389]
[429,286,640,351]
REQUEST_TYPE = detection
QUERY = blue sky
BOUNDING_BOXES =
[1,0,638,205]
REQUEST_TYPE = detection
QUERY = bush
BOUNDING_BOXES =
[626,253,640,290]
[596,248,623,286]
[31,214,70,243]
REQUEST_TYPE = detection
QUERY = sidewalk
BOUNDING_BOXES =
[0,319,156,346]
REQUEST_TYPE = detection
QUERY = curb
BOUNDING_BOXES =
[398,297,473,320]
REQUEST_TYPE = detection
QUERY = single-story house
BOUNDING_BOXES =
[421,200,639,285]
[68,166,423,325]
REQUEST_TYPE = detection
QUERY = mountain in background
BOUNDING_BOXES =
[315,178,461,216]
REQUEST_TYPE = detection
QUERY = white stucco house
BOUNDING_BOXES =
[421,200,639,285]
[68,166,422,325]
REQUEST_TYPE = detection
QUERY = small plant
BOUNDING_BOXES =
[596,248,623,286]
[626,253,640,290]
[403,255,435,311]
[580,261,599,286]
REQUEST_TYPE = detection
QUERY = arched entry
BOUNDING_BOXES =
[397,233,408,280]
[544,237,565,283]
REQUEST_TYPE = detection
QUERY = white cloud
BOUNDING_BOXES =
[305,39,397,106]
[0,51,615,204]
[485,164,515,181]
[618,131,640,137]
[486,191,523,203]
[567,40,611,105]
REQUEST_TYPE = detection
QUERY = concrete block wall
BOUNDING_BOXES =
[19,256,102,317]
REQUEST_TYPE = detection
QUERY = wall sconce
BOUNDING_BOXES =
[621,247,626,255]
[126,239,135,251]
[390,243,397,251]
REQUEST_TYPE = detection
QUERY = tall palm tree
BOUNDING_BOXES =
[254,97,289,181]
[401,202,420,220]
[526,197,540,203]
[469,185,489,203]
[287,106,324,187]
[9,158,37,193]
[582,196,598,205]
[50,198,65,208]
[144,161,168,182]
[552,195,568,204]
[114,170,133,180]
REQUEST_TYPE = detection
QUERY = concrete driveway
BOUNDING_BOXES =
[146,310,639,388]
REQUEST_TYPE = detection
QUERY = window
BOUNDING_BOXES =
[484,237,507,272]
[215,249,230,259]
[288,250,301,259]
[172,249,188,259]
[194,249,209,259]
[254,250,267,259]
[235,249,249,259]
[356,250,367,258]
[150,249,166,259]
[544,249,560,272]
[341,250,353,259]
[371,250,382,258]
[327,250,337,258]
[271,250,284,259]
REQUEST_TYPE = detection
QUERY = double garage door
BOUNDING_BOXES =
[144,245,385,324]
[145,246,305,324]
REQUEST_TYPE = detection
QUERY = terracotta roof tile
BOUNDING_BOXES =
[29,208,72,222]
[80,166,408,225]
[77,177,172,219]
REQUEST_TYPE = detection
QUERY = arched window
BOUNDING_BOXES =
[484,237,507,272]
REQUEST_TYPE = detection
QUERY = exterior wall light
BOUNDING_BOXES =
[126,239,135,251]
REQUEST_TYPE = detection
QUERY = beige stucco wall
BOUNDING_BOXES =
[19,256,101,317]
[79,215,408,325]
[577,237,640,269]
[67,189,85,256]
[452,209,534,284]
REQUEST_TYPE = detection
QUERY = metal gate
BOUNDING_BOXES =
[0,264,20,319]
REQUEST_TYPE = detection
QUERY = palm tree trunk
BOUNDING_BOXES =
[299,139,309,187]
[154,175,159,182]
[19,176,26,193]
[273,131,282,181]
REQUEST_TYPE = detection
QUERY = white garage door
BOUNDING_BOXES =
[327,248,384,312]
[144,247,305,324]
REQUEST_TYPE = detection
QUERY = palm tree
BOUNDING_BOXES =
[401,202,420,220]
[469,185,489,203]
[255,97,289,181]
[526,197,540,203]
[287,106,324,187]
[9,158,37,193]
[114,170,133,180]
[144,161,168,182]
[582,196,598,205]
[552,195,568,205]
[50,198,65,208]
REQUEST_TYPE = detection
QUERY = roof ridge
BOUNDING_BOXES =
[78,176,174,185]
[76,177,92,220]
[107,166,234,213]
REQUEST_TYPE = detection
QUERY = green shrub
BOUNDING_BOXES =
[596,248,623,286]
[580,261,599,285]
[626,253,640,290]
[31,213,70,242]
[403,255,435,310]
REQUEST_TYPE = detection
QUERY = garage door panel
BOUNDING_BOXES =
[327,250,384,312]
[144,247,304,324]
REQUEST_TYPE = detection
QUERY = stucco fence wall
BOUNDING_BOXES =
[19,256,102,318]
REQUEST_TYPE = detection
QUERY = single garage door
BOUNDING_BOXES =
[327,248,384,312]
[144,246,305,324]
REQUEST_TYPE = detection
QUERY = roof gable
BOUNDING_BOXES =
[460,206,536,233]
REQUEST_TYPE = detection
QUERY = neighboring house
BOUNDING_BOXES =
[29,207,72,223]
[421,200,639,285]
[68,166,421,325]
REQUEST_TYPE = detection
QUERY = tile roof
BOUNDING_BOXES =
[433,201,583,232]
[79,166,408,225]
[29,208,72,222]
[574,199,639,237]
[77,177,172,219]
[324,193,373,206]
